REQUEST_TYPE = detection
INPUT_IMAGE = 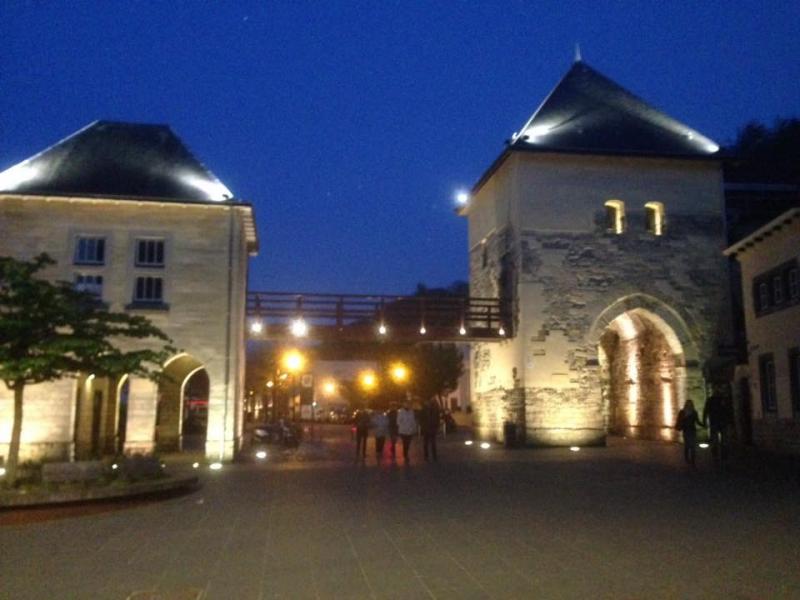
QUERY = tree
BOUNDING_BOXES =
[0,254,174,486]
[725,118,800,185]
[408,343,464,408]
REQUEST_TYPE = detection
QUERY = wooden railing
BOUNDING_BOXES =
[246,291,511,341]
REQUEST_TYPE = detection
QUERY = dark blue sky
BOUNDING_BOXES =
[2,2,798,294]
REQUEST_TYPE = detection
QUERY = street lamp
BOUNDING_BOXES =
[359,370,377,392]
[389,362,409,384]
[282,350,306,420]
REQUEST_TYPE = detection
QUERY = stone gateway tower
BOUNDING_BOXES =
[461,60,730,446]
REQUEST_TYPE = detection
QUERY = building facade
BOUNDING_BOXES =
[725,209,800,454]
[461,60,731,445]
[0,121,257,462]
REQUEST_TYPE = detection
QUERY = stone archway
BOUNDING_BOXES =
[589,295,698,442]
[157,353,208,452]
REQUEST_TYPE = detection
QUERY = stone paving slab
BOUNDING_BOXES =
[1,427,799,599]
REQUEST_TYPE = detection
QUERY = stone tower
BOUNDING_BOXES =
[461,60,730,445]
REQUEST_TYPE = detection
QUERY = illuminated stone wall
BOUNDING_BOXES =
[0,195,252,462]
[467,153,730,445]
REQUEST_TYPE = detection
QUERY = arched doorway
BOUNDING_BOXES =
[157,354,208,452]
[599,310,684,440]
[590,295,698,443]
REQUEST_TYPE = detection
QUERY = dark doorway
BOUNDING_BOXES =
[182,369,209,451]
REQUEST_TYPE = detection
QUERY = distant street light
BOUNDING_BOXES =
[249,319,264,334]
[390,362,409,384]
[322,379,337,396]
[359,370,377,392]
[282,349,305,373]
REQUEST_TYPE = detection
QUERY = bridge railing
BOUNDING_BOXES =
[246,291,511,341]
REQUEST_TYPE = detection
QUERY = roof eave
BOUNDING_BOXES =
[724,208,800,258]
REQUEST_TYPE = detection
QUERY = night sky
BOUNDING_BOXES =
[2,2,798,294]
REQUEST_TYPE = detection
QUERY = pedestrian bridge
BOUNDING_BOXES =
[246,291,511,342]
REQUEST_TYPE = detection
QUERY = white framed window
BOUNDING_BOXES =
[774,275,784,304]
[75,274,103,298]
[134,276,164,303]
[74,236,106,265]
[644,201,665,236]
[789,268,799,300]
[604,200,625,234]
[135,239,165,268]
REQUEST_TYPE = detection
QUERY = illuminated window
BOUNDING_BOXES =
[135,239,165,268]
[644,202,665,236]
[74,236,105,265]
[604,200,625,234]
[134,276,164,303]
[75,274,103,298]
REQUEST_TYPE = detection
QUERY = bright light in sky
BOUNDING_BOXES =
[455,190,469,206]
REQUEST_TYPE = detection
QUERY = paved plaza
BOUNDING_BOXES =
[2,425,799,600]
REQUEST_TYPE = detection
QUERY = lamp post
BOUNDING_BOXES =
[282,349,306,421]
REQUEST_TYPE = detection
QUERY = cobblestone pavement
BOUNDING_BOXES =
[2,425,799,600]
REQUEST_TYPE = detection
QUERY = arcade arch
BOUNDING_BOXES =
[156,353,209,452]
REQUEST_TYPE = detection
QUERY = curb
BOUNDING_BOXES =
[0,474,200,508]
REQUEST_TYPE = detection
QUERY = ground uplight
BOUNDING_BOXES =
[192,462,200,469]
[464,440,474,446]
[480,442,491,450]
[698,443,710,449]
[256,450,267,460]
[569,446,580,452]
[209,462,223,471]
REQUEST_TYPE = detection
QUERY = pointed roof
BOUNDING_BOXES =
[0,121,235,203]
[510,60,719,158]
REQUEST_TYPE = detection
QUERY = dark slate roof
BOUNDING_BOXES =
[510,60,720,158]
[0,121,235,202]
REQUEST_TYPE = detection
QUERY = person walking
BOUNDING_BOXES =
[676,399,703,467]
[354,408,370,460]
[420,398,441,462]
[387,404,399,459]
[703,387,732,462]
[372,410,389,460]
[397,402,417,463]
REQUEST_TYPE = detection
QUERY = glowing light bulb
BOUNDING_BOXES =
[464,440,474,446]
[459,326,467,335]
[290,318,308,337]
[420,326,427,335]
[480,442,491,450]
[378,323,387,335]
[498,327,506,336]
[250,320,264,334]
[209,462,223,471]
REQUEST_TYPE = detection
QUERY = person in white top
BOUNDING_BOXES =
[396,403,417,463]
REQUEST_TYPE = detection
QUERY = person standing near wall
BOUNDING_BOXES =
[703,386,733,463]
[397,402,417,464]
[676,399,703,467]
[420,398,441,462]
